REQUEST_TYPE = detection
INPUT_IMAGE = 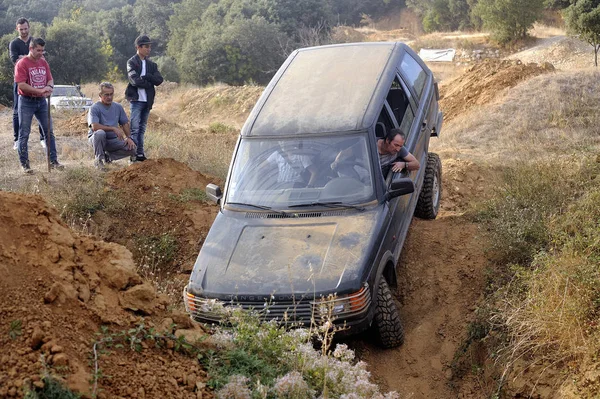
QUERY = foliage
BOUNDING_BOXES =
[153,55,180,82]
[134,232,178,271]
[73,5,140,74]
[544,0,571,10]
[472,0,545,44]
[9,319,22,340]
[24,374,81,399]
[178,16,285,85]
[198,307,399,398]
[45,18,108,84]
[132,0,175,54]
[48,167,125,225]
[564,0,600,66]
[0,0,413,86]
[476,159,590,266]
[0,33,15,106]
[407,0,475,32]
[478,157,600,395]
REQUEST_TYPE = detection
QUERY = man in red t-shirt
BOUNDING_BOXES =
[14,37,64,174]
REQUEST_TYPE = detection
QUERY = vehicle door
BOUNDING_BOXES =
[398,51,434,184]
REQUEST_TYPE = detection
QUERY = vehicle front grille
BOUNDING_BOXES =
[184,285,371,326]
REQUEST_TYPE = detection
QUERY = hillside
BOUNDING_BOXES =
[1,30,599,398]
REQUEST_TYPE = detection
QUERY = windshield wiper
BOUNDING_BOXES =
[226,202,286,214]
[288,201,365,211]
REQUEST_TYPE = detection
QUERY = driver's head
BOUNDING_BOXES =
[384,128,406,154]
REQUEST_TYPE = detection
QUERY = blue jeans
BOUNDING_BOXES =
[130,101,150,157]
[18,96,58,167]
[13,83,44,142]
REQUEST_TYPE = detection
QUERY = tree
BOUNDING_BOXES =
[0,33,15,105]
[178,16,285,85]
[422,0,453,32]
[473,0,545,43]
[74,5,140,74]
[45,19,108,84]
[167,0,212,58]
[133,0,178,54]
[565,0,600,66]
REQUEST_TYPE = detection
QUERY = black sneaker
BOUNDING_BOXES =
[22,165,33,174]
[104,152,112,164]
[135,155,147,162]
[50,161,65,170]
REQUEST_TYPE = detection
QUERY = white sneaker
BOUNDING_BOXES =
[13,141,18,150]
[40,140,47,149]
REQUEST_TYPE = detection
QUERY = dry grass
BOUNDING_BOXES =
[530,23,566,39]
[409,31,492,53]
[432,69,600,165]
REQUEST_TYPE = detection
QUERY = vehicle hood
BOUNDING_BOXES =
[188,207,385,298]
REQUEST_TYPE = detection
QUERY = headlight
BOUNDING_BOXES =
[311,284,370,318]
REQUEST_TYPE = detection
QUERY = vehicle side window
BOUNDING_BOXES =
[386,77,410,131]
[401,53,427,99]
[399,104,414,135]
[376,103,395,138]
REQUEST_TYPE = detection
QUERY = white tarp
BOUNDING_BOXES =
[418,48,456,62]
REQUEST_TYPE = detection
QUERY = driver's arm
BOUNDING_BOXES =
[390,152,419,173]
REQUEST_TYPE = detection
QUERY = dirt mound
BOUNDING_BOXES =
[53,112,88,137]
[0,191,210,398]
[96,159,220,273]
[507,35,594,70]
[175,85,263,128]
[439,59,554,122]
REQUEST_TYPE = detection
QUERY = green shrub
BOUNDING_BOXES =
[476,159,594,265]
[24,375,80,399]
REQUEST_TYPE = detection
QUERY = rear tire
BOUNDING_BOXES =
[415,153,442,220]
[372,278,404,348]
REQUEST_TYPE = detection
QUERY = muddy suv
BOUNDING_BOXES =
[184,42,443,348]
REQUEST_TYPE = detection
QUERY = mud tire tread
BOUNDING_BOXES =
[373,278,404,348]
[415,153,442,220]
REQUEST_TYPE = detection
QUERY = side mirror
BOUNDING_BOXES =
[387,176,414,199]
[206,183,222,204]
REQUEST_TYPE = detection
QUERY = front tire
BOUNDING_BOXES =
[372,278,404,348]
[415,153,442,219]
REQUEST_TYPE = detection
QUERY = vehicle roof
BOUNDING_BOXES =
[242,42,416,137]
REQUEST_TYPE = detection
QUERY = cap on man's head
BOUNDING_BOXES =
[135,35,153,47]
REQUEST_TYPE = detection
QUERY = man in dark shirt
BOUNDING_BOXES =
[377,128,419,177]
[125,35,163,162]
[9,17,43,150]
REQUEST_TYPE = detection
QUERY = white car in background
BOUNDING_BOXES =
[50,85,92,111]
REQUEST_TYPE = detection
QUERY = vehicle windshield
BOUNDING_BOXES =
[226,134,375,209]
[53,86,83,97]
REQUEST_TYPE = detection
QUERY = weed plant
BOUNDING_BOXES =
[91,311,399,399]
[47,167,124,229]
[478,157,600,394]
[203,305,399,399]
[24,375,81,399]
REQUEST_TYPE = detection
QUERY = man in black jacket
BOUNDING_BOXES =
[125,35,163,162]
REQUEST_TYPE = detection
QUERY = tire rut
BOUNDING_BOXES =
[350,212,487,398]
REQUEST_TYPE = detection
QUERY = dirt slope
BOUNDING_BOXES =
[0,191,211,398]
[440,59,554,122]
[352,162,490,398]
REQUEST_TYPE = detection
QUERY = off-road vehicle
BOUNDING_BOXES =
[184,42,443,347]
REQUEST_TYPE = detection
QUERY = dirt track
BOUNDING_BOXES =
[352,185,488,398]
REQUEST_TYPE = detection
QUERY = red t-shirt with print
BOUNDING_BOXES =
[14,56,53,97]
